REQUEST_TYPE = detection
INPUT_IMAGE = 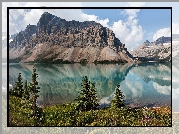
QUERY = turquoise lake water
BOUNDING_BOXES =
[8,63,171,108]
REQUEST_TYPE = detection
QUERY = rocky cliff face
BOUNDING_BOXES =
[130,37,171,62]
[155,36,171,45]
[9,12,133,63]
[9,25,37,49]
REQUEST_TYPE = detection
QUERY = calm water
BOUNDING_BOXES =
[9,63,171,108]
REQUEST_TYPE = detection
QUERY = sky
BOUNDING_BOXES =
[2,2,177,51]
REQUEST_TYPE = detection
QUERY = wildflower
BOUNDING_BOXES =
[141,119,144,123]
[145,115,149,119]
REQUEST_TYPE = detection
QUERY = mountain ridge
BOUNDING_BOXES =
[130,36,171,62]
[9,12,133,63]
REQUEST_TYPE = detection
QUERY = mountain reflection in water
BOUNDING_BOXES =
[9,63,171,108]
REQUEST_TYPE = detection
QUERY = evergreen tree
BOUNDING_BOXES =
[9,73,23,98]
[21,80,32,108]
[111,84,125,109]
[89,82,99,110]
[75,76,99,111]
[22,80,30,101]
[21,80,34,118]
[9,65,43,126]
[28,65,42,126]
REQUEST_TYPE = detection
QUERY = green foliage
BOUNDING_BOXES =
[74,76,99,111]
[42,104,171,126]
[9,74,171,127]
[34,55,74,64]
[28,65,42,126]
[24,49,31,55]
[80,59,87,65]
[111,84,125,109]
[9,95,34,126]
[9,57,22,63]
[43,102,99,126]
[9,65,43,126]
[22,80,30,101]
[9,73,24,98]
[94,59,127,64]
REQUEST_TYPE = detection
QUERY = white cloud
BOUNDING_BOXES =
[3,2,84,35]
[5,2,110,35]
[4,2,144,50]
[109,8,144,50]
[153,27,171,41]
[99,93,114,105]
[172,23,179,34]
[2,2,28,34]
[153,82,171,96]
[81,13,109,27]
[23,9,110,31]
[106,2,145,50]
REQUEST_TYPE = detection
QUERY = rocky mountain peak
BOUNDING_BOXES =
[155,36,171,45]
[143,40,150,47]
[9,24,37,49]
[144,40,150,43]
[131,36,171,62]
[9,12,134,63]
[173,34,179,41]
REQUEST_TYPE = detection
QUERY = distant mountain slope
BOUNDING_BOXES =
[130,36,171,62]
[9,12,133,63]
[172,34,179,62]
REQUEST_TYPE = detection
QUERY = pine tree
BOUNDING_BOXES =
[9,73,24,98]
[22,80,30,101]
[28,65,42,126]
[89,82,99,110]
[21,80,34,118]
[111,84,125,109]
[21,80,32,108]
[9,65,43,126]
[75,76,99,111]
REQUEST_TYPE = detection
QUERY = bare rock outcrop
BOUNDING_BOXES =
[131,37,171,62]
[9,12,133,63]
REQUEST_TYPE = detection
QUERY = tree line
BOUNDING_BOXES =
[9,65,125,126]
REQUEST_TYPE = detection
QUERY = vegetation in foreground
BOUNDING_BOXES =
[9,66,171,126]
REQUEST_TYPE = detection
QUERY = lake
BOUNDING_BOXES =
[8,63,171,108]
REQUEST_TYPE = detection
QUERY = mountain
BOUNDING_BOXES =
[172,34,179,62]
[130,36,171,62]
[155,36,171,45]
[9,12,133,63]
[172,34,179,41]
[2,32,18,63]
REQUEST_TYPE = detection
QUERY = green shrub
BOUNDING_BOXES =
[80,59,87,65]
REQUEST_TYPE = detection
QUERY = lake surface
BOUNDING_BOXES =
[8,63,171,108]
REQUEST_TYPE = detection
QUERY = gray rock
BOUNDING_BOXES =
[9,12,133,63]
[131,37,171,62]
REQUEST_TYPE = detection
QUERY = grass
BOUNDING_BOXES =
[9,95,171,127]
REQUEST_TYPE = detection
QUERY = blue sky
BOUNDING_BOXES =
[2,2,176,50]
[82,9,171,44]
